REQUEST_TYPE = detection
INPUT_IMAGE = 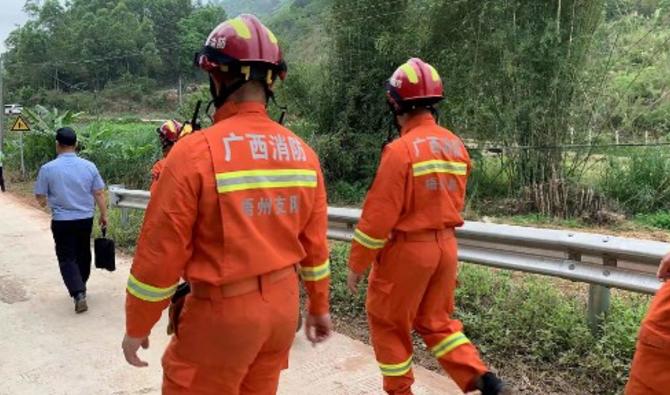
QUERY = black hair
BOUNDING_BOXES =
[56,127,77,147]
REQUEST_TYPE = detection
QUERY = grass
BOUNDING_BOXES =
[501,213,586,229]
[93,208,144,254]
[329,241,650,395]
[634,210,670,231]
[457,265,647,393]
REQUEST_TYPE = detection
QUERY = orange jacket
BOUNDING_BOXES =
[646,281,670,332]
[150,159,165,193]
[348,113,471,274]
[126,101,330,338]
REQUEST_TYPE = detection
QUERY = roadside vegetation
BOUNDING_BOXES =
[2,0,670,393]
[328,242,649,395]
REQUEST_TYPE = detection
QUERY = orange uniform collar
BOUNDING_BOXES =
[213,101,267,123]
[401,113,436,136]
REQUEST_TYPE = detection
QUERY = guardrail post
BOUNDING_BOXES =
[108,184,129,226]
[120,207,129,227]
[587,255,616,333]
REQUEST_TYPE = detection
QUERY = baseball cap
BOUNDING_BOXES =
[56,127,77,146]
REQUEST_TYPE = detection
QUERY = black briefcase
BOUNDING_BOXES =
[94,227,116,272]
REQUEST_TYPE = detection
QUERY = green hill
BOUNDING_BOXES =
[266,0,330,62]
[219,0,290,17]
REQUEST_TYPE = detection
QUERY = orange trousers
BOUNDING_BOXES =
[366,230,488,395]
[626,282,670,395]
[161,271,299,394]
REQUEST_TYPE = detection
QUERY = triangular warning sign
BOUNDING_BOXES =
[11,115,31,132]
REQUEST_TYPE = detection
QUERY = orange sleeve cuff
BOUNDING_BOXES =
[348,242,378,275]
[305,280,330,316]
[125,293,169,338]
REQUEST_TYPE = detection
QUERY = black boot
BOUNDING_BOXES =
[74,292,88,314]
[475,372,511,395]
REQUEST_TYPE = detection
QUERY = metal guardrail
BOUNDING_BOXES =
[109,185,666,331]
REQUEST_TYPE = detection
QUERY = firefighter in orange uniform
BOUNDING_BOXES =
[347,58,510,395]
[625,253,670,394]
[122,14,332,394]
[150,120,182,193]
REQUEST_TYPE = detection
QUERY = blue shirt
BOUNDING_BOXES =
[34,153,105,221]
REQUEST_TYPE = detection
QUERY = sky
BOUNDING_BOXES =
[0,0,30,53]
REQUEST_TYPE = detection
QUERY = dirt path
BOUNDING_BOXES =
[0,193,462,395]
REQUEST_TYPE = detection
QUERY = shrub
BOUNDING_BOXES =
[635,210,670,230]
[78,121,161,189]
[2,106,85,177]
[599,147,670,213]
[467,150,513,203]
[94,209,144,253]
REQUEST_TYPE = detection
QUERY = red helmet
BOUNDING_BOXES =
[195,14,287,83]
[157,120,182,147]
[385,58,444,113]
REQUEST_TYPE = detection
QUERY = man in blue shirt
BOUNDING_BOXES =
[34,127,108,313]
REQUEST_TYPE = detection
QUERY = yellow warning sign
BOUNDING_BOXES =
[11,115,31,132]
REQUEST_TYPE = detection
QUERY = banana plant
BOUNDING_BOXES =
[22,105,85,135]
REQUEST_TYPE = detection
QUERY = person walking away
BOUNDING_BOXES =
[0,148,5,192]
[34,127,108,313]
[625,253,670,394]
[151,120,182,193]
[122,14,332,394]
[346,58,510,395]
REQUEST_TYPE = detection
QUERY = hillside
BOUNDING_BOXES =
[219,0,290,17]
[265,0,330,62]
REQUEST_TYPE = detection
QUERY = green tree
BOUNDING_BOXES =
[126,0,193,80]
[422,0,604,215]
[3,0,231,99]
[316,0,413,183]
[177,4,228,76]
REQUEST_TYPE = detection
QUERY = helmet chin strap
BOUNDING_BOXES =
[382,116,398,153]
[204,99,216,123]
[210,76,247,108]
[265,86,287,125]
[209,70,287,125]
[383,101,438,151]
[387,100,403,132]
[430,106,439,123]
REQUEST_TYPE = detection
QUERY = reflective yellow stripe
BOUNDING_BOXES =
[353,228,386,250]
[379,355,413,376]
[215,169,317,193]
[427,64,441,82]
[413,160,467,177]
[300,260,330,282]
[266,27,278,44]
[216,169,316,180]
[431,332,471,358]
[165,121,177,134]
[400,63,419,84]
[229,17,251,39]
[126,274,178,303]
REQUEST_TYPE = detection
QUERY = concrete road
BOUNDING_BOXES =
[0,194,462,395]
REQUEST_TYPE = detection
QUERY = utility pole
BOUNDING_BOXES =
[178,75,183,108]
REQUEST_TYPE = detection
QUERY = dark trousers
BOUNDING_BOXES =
[0,166,5,192]
[51,218,94,297]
